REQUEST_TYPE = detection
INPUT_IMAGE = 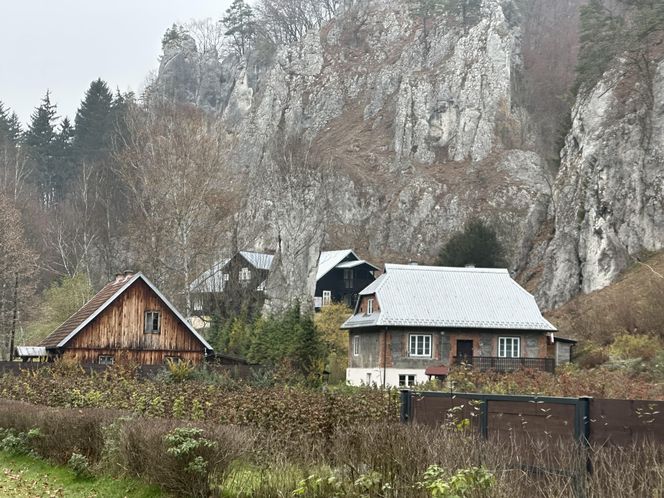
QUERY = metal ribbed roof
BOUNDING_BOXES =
[316,250,356,280]
[343,264,556,331]
[16,346,47,357]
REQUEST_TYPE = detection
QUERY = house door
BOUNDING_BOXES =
[457,340,474,363]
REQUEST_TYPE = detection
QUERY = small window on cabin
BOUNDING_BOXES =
[367,298,374,315]
[353,336,360,356]
[239,267,251,281]
[223,273,230,282]
[344,269,354,289]
[322,290,332,306]
[98,355,114,365]
[144,311,161,334]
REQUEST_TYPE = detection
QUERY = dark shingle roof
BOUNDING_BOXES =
[39,273,213,351]
[39,275,134,348]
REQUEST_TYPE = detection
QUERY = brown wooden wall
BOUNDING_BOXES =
[64,279,206,365]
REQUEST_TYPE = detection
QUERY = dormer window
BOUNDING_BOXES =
[367,298,374,315]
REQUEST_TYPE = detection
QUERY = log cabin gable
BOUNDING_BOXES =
[43,273,212,355]
[66,279,206,352]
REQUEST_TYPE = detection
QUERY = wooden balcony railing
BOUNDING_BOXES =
[452,356,555,373]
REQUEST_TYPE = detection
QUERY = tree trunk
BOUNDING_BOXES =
[9,273,18,362]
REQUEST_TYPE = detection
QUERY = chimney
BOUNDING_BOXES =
[114,273,124,283]
[123,270,135,281]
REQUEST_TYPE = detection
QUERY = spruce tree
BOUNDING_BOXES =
[73,79,114,165]
[24,91,59,205]
[437,218,507,268]
[53,117,76,196]
[221,0,256,56]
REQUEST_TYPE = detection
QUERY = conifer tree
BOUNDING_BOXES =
[161,23,186,48]
[24,91,60,205]
[53,117,76,196]
[221,0,256,56]
[437,218,507,268]
[73,79,114,165]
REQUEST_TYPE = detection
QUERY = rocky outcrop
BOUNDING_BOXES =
[537,57,664,309]
[158,0,656,310]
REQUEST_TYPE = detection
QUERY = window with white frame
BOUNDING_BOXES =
[353,335,360,356]
[239,267,251,281]
[222,273,230,282]
[98,355,114,365]
[366,298,374,315]
[322,290,332,306]
[409,334,432,357]
[399,374,416,387]
[498,337,520,358]
[144,311,161,334]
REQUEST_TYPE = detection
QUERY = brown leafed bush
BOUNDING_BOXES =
[0,399,118,463]
[116,418,252,497]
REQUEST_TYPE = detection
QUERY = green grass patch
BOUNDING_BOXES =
[0,451,164,498]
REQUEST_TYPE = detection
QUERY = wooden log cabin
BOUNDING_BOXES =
[39,271,213,365]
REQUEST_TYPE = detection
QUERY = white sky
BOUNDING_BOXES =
[0,0,232,126]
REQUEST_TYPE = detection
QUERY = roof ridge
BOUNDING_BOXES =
[385,263,509,274]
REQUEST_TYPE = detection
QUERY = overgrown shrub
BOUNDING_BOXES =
[165,358,196,382]
[609,334,662,361]
[68,452,93,479]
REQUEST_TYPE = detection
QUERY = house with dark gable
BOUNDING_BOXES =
[189,251,274,320]
[314,250,379,309]
[38,272,213,365]
[190,249,378,318]
[342,264,575,388]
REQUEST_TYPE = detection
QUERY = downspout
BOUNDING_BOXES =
[383,327,387,389]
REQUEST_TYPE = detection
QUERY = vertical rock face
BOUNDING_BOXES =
[153,0,596,309]
[537,59,664,309]
[153,2,664,310]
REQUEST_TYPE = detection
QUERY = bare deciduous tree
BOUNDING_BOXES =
[261,134,333,313]
[0,195,37,360]
[116,103,240,314]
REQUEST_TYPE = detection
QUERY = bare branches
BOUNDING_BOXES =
[115,103,240,314]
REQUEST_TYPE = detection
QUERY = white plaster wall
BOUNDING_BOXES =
[346,368,428,387]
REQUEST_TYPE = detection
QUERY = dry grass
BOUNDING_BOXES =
[0,399,662,497]
[547,250,664,345]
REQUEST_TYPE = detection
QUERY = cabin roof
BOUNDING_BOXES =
[16,346,47,357]
[189,251,274,293]
[40,273,213,351]
[343,264,556,331]
[316,250,378,281]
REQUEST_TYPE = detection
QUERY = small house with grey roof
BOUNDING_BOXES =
[189,251,275,320]
[191,249,378,319]
[314,250,379,310]
[342,264,574,388]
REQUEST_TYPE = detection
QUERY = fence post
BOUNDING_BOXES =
[400,389,412,423]
[572,396,593,498]
[479,398,489,439]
